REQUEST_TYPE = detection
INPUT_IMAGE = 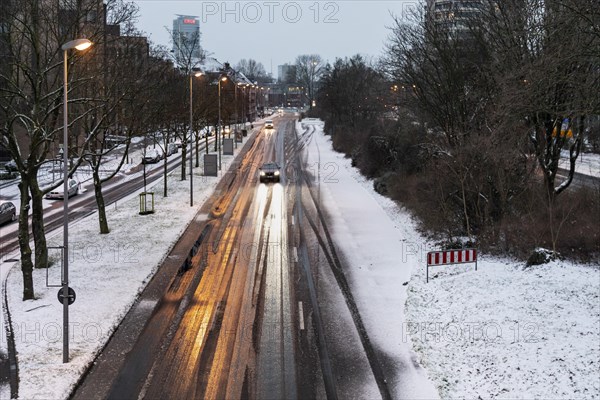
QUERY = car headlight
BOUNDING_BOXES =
[260,171,265,176]
[274,171,280,175]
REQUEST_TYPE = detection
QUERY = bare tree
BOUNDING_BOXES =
[235,58,270,83]
[384,6,491,148]
[317,55,387,127]
[168,23,205,181]
[295,54,324,109]
[0,0,112,298]
[473,0,599,202]
[381,0,599,247]
[0,0,159,298]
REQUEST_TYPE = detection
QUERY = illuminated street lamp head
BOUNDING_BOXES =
[62,38,93,51]
[220,76,227,82]
[194,71,203,77]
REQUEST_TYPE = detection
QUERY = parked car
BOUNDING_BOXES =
[4,159,29,172]
[4,160,17,172]
[259,162,281,183]
[142,149,162,164]
[46,179,79,200]
[166,143,178,156]
[0,202,16,225]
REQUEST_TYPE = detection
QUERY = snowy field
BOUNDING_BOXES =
[298,118,600,399]
[1,132,254,399]
[407,259,600,399]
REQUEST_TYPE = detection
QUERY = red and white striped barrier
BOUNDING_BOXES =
[426,249,477,282]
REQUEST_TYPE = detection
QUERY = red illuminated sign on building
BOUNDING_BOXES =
[183,18,196,24]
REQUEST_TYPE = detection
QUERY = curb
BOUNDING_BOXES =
[2,262,19,399]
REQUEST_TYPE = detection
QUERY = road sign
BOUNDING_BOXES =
[426,249,477,283]
[57,286,76,305]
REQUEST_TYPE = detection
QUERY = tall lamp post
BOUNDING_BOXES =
[61,38,92,363]
[218,75,227,171]
[242,84,248,127]
[189,70,203,206]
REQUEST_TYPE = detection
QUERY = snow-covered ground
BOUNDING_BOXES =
[298,118,600,399]
[407,259,600,399]
[1,117,598,399]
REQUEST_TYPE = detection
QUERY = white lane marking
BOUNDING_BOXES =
[292,247,298,263]
[298,301,305,331]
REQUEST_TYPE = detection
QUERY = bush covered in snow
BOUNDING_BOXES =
[526,248,561,267]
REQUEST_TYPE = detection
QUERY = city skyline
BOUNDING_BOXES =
[132,1,415,78]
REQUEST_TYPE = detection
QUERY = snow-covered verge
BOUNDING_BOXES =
[1,135,252,399]
[298,118,440,399]
[407,259,600,399]
[298,118,600,399]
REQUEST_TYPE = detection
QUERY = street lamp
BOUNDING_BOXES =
[61,37,92,363]
[234,82,240,148]
[237,82,247,143]
[189,70,203,206]
[218,75,227,170]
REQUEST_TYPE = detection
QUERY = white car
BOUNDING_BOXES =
[265,120,274,129]
[46,179,79,199]
[142,149,162,164]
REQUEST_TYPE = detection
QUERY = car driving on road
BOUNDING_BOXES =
[264,120,274,129]
[46,179,79,199]
[259,162,281,183]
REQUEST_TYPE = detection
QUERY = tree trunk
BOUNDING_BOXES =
[29,175,49,269]
[93,170,110,234]
[460,176,472,239]
[17,180,35,300]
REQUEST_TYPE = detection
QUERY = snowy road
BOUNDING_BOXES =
[72,114,428,400]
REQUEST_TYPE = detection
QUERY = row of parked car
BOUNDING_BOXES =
[142,143,179,164]
[0,178,80,226]
[2,159,19,225]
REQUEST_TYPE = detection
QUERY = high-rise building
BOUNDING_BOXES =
[172,15,201,65]
[277,64,296,83]
[426,0,487,39]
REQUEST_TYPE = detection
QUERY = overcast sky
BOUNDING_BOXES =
[132,1,416,78]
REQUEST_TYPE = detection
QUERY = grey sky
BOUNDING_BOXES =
[132,1,417,78]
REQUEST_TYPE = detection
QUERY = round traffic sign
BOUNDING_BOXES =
[57,287,76,305]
